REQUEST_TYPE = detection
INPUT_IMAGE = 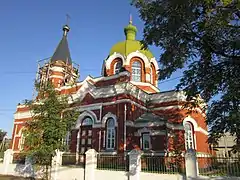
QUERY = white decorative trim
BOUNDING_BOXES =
[166,123,184,130]
[146,74,151,82]
[95,71,131,83]
[70,80,149,104]
[194,133,197,150]
[183,116,198,131]
[142,152,166,156]
[150,91,187,103]
[126,120,134,126]
[150,57,159,72]
[12,124,18,150]
[14,111,32,119]
[153,105,182,111]
[15,127,25,137]
[183,116,209,135]
[126,51,151,68]
[135,121,165,128]
[198,127,208,135]
[75,110,97,129]
[92,124,102,128]
[70,79,190,108]
[105,52,125,71]
[135,128,166,136]
[14,121,25,124]
[50,66,64,72]
[130,81,160,92]
[17,104,27,108]
[98,151,117,155]
[49,75,64,79]
[102,112,118,127]
[14,100,207,134]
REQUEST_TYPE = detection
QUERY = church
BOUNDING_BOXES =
[11,19,211,156]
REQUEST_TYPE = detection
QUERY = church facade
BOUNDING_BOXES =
[11,21,211,156]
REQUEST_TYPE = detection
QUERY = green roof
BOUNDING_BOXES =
[109,21,154,59]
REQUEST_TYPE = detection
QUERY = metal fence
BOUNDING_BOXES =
[198,155,240,177]
[62,153,85,167]
[96,153,129,171]
[141,155,185,174]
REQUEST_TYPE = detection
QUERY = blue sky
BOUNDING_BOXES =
[0,0,182,136]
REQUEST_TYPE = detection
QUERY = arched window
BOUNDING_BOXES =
[106,118,115,150]
[19,134,25,151]
[82,117,93,126]
[132,61,141,82]
[114,61,122,74]
[184,122,194,150]
[151,63,156,85]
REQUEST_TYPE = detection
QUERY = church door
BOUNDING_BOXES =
[79,117,93,153]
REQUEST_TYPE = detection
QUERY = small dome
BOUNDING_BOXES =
[109,21,154,59]
[109,40,154,59]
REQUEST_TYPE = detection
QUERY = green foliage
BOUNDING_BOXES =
[22,82,79,178]
[0,129,6,142]
[0,129,7,153]
[132,0,240,151]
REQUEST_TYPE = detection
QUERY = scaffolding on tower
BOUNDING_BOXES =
[32,57,80,100]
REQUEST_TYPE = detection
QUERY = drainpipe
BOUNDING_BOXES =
[124,104,127,159]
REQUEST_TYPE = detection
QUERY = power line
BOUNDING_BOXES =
[158,76,183,85]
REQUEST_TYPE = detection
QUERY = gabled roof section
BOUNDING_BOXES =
[50,25,72,64]
[135,112,166,123]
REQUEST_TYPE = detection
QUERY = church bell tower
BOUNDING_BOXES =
[35,24,79,95]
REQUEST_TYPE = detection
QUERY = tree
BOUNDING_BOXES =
[0,129,7,153]
[0,129,6,143]
[132,0,240,151]
[23,82,79,179]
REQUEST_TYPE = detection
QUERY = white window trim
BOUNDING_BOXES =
[106,118,116,150]
[102,112,118,127]
[75,110,97,129]
[184,122,195,150]
[18,134,25,151]
[114,61,122,74]
[150,67,153,84]
[141,132,151,150]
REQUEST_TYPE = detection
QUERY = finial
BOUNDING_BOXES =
[129,14,132,24]
[63,14,71,36]
[66,14,71,26]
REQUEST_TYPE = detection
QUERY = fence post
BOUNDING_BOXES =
[52,149,64,180]
[85,149,97,180]
[128,149,142,180]
[24,156,34,178]
[185,149,198,179]
[3,149,13,174]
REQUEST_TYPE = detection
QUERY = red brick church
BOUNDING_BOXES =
[11,20,211,156]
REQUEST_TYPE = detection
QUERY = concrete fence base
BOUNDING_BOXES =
[1,149,239,180]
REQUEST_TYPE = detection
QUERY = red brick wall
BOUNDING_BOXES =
[70,130,78,152]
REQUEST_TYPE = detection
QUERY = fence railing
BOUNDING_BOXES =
[141,155,185,174]
[62,153,85,167]
[198,155,240,177]
[96,153,129,171]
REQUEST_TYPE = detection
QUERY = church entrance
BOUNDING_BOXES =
[79,117,93,153]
